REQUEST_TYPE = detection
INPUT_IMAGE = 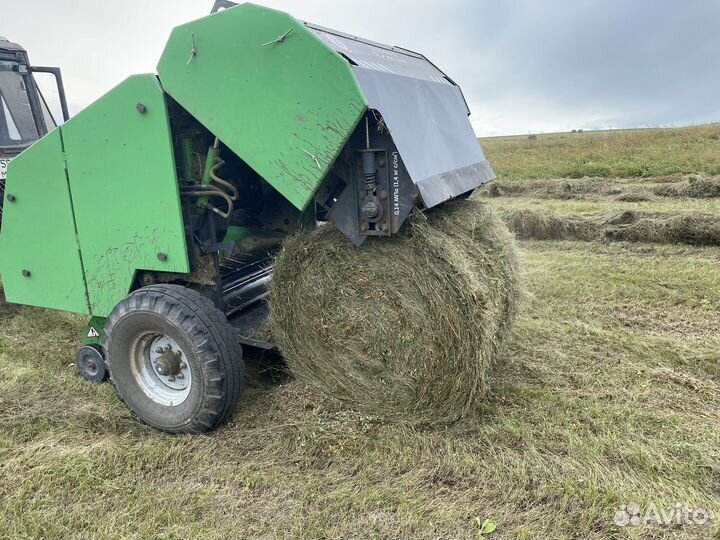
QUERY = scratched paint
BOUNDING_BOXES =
[158,4,369,211]
[62,75,189,317]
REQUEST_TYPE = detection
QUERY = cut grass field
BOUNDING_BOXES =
[1,125,719,539]
[481,124,720,180]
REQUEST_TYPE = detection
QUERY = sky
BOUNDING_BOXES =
[3,0,719,136]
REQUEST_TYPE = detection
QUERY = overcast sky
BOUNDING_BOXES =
[4,0,719,136]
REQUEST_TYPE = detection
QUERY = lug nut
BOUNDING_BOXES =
[155,348,164,354]
[168,376,176,382]
[177,374,184,380]
[180,362,187,369]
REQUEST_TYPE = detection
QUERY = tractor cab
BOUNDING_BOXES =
[0,36,69,221]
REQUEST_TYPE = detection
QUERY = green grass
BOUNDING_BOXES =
[1,125,719,539]
[481,124,720,180]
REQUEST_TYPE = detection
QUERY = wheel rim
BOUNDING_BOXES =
[129,332,192,406]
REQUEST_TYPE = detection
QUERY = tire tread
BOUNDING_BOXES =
[104,285,244,434]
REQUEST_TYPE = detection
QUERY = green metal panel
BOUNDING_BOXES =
[61,74,189,317]
[157,3,367,211]
[0,130,90,314]
[81,316,107,347]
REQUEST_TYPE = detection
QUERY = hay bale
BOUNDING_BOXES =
[268,200,522,423]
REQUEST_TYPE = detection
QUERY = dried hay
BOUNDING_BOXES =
[268,200,522,423]
[501,208,720,246]
[653,174,720,198]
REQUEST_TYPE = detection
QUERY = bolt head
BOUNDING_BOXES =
[136,103,147,114]
[157,252,168,262]
[21,269,31,278]
[7,194,16,203]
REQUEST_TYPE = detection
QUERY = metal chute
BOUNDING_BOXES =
[308,24,495,210]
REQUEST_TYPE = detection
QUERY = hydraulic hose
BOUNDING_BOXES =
[183,185,234,219]
[209,158,239,201]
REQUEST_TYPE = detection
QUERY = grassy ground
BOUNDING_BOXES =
[1,126,719,539]
[482,124,720,180]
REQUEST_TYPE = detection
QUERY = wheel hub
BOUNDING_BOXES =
[153,348,182,377]
[84,357,99,376]
[76,345,108,384]
[130,334,192,405]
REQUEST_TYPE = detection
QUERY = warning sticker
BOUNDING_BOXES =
[87,327,100,339]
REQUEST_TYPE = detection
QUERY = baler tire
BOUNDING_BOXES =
[76,345,108,384]
[104,284,244,434]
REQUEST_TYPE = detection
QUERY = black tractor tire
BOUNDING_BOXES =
[104,284,244,434]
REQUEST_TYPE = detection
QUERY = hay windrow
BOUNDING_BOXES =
[500,209,599,242]
[480,174,720,201]
[267,200,522,423]
[481,178,656,201]
[500,208,720,246]
[653,174,720,198]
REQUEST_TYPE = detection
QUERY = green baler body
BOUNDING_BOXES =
[0,3,494,318]
[0,4,366,317]
[0,75,189,316]
[158,3,367,210]
[0,130,89,313]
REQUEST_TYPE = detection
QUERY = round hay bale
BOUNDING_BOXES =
[267,199,523,423]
